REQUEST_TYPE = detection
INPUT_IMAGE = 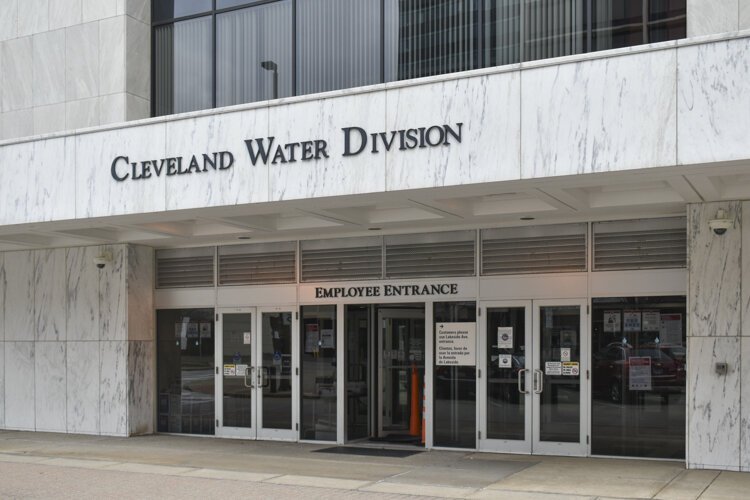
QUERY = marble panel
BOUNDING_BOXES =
[0,342,4,427]
[128,340,154,435]
[742,1,750,30]
[0,108,33,140]
[4,252,35,341]
[66,341,100,434]
[99,340,127,435]
[0,254,5,341]
[49,0,83,30]
[33,29,66,106]
[125,0,149,24]
[32,137,76,223]
[386,72,520,191]
[678,38,750,165]
[66,96,100,129]
[35,249,67,341]
[740,338,750,470]
[1,36,33,112]
[99,16,125,95]
[164,109,269,210]
[33,103,67,135]
[66,246,100,341]
[125,17,150,100]
[5,342,35,430]
[82,0,117,22]
[76,121,167,217]
[687,336,741,469]
[744,201,750,337]
[688,202,742,337]
[127,245,153,341]
[0,0,18,42]
[99,93,126,125]
[268,93,385,200]
[65,22,99,100]
[35,341,66,431]
[99,245,127,341]
[18,0,48,37]
[522,49,677,178]
[687,0,738,37]
[125,93,149,121]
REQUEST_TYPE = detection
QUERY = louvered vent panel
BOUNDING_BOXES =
[219,242,296,285]
[300,238,382,282]
[385,232,475,278]
[156,248,215,288]
[481,224,587,275]
[594,218,687,271]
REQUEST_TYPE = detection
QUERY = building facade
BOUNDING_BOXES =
[0,0,749,471]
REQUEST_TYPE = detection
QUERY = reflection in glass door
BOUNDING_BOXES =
[216,307,298,440]
[479,299,587,456]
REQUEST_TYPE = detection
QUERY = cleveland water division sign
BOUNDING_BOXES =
[110,122,464,182]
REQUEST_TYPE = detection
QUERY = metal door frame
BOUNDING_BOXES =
[478,300,533,453]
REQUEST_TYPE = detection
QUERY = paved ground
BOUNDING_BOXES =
[0,431,747,499]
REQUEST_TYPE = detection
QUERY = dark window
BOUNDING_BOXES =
[300,305,337,440]
[157,308,215,435]
[591,296,687,459]
[152,0,686,116]
[433,301,476,448]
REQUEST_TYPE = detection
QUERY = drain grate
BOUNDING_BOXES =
[312,446,422,458]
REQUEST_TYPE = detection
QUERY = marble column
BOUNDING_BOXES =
[687,201,742,470]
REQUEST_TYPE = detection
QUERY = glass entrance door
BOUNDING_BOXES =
[216,307,298,440]
[479,299,587,455]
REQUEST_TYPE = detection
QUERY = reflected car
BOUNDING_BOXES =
[592,343,685,403]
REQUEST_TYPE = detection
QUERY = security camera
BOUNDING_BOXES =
[94,252,112,269]
[708,209,733,236]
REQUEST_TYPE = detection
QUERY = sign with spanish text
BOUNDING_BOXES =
[436,322,476,366]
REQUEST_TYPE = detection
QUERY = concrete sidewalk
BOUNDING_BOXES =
[0,431,746,499]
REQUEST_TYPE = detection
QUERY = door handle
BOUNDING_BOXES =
[517,368,529,394]
[244,366,255,389]
[533,369,544,394]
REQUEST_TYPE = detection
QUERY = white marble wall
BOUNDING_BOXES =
[687,201,750,471]
[0,0,150,140]
[0,243,154,436]
[687,0,740,37]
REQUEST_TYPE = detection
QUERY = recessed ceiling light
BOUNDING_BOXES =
[368,227,381,231]
[520,217,535,221]
[237,236,251,240]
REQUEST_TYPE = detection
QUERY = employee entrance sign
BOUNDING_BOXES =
[436,323,476,366]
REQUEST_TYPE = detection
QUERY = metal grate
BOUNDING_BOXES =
[593,217,687,271]
[156,247,215,288]
[385,231,475,279]
[300,237,382,282]
[218,242,296,285]
[481,224,587,275]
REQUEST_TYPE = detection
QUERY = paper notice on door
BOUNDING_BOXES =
[436,323,477,366]
[320,329,335,348]
[642,310,661,331]
[603,311,621,333]
[497,327,513,349]
[545,361,562,375]
[623,311,641,332]
[243,332,252,344]
[200,322,211,338]
[235,364,248,376]
[223,364,236,376]
[562,361,579,376]
[629,357,652,390]
[560,348,571,362]
[660,314,683,345]
[498,354,512,368]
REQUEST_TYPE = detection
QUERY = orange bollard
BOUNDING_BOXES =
[409,363,420,437]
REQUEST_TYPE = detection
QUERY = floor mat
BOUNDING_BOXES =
[312,446,423,458]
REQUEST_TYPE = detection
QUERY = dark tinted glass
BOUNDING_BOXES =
[433,302,476,448]
[385,0,481,82]
[346,305,370,441]
[154,0,213,21]
[222,313,253,428]
[296,0,381,95]
[154,16,213,116]
[261,312,294,430]
[300,305,337,440]
[524,0,587,61]
[591,296,686,459]
[482,0,521,68]
[592,0,686,51]
[157,308,215,435]
[218,0,260,8]
[217,1,292,106]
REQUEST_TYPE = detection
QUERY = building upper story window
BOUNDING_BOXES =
[152,0,686,117]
